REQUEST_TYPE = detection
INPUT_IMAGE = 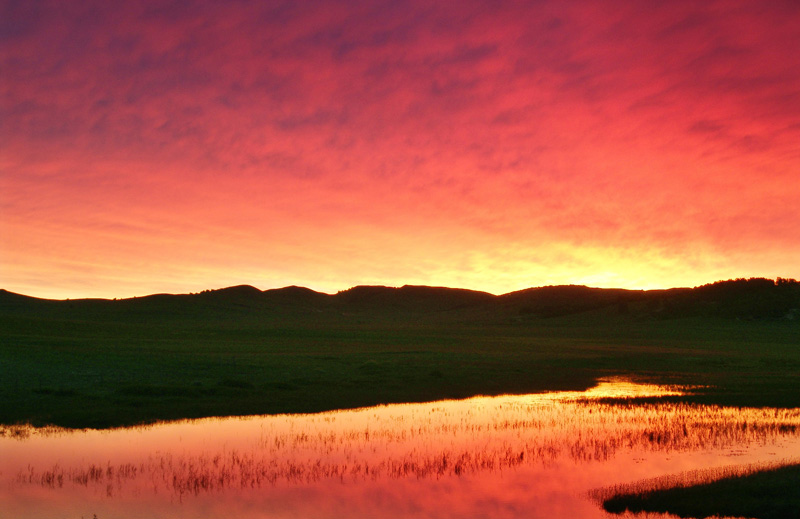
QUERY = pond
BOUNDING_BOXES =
[2,377,800,518]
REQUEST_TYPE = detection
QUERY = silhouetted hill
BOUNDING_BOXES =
[0,289,58,314]
[498,285,641,318]
[649,278,800,320]
[334,285,494,314]
[264,285,332,304]
[205,284,263,298]
[1,278,798,324]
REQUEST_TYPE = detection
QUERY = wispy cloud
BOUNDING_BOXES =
[2,0,798,297]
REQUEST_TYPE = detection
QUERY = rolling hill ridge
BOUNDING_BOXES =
[2,277,799,323]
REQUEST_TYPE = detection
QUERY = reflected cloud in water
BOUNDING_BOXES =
[2,378,799,518]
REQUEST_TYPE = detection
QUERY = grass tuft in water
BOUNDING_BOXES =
[601,462,800,519]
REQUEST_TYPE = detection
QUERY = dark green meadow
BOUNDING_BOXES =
[1,280,799,429]
[2,281,799,518]
[603,463,800,519]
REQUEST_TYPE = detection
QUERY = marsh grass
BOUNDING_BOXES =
[9,383,800,500]
[598,461,800,519]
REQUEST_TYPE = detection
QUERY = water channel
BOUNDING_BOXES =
[2,378,799,518]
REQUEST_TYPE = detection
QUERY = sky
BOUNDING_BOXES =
[2,0,799,299]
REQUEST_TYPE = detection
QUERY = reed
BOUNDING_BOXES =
[10,382,800,499]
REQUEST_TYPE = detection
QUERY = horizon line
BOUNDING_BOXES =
[3,276,796,303]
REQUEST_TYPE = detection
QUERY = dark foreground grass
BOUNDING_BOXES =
[0,319,601,427]
[1,300,799,428]
[603,463,800,519]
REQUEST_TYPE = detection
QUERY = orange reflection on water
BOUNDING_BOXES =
[2,378,800,519]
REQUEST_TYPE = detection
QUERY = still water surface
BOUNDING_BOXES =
[2,378,800,519]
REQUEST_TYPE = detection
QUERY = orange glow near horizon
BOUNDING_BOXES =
[2,1,799,299]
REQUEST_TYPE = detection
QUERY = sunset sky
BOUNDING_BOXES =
[2,1,799,299]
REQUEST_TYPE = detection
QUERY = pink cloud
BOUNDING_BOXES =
[2,0,799,297]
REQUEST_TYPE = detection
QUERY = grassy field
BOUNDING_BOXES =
[603,463,800,519]
[1,283,798,428]
[1,283,799,518]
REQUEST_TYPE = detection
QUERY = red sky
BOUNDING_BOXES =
[2,1,799,299]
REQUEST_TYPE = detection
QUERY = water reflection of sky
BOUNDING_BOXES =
[2,378,800,519]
